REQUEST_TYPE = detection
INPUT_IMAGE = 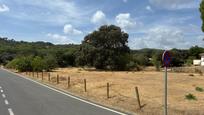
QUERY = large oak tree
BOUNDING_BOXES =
[76,25,130,70]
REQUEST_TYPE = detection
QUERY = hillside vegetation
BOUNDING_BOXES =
[0,25,203,72]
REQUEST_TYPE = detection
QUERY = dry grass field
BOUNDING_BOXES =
[21,67,204,115]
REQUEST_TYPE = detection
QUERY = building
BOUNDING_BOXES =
[193,60,201,66]
[200,53,204,66]
[193,53,204,66]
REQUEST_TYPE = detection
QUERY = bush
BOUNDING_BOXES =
[133,54,149,67]
[154,61,160,71]
[43,55,58,71]
[185,93,197,100]
[152,53,162,71]
[6,58,19,69]
[6,55,58,72]
[6,56,33,72]
[31,56,45,72]
[185,59,193,66]
[195,87,204,92]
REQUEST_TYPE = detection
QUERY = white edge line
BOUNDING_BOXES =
[2,94,6,98]
[5,99,9,105]
[8,108,14,115]
[2,68,127,115]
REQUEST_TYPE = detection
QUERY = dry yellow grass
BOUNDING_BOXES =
[22,68,204,115]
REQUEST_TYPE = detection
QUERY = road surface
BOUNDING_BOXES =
[0,68,126,115]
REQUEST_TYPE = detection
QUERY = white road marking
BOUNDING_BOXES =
[2,94,6,98]
[3,68,127,115]
[8,108,14,115]
[4,99,9,105]
[0,73,15,115]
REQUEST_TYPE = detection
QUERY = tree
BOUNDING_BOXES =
[0,52,15,65]
[6,58,20,69]
[133,54,149,66]
[31,56,45,72]
[76,25,130,70]
[189,46,204,59]
[55,50,76,67]
[43,55,58,71]
[200,0,204,32]
[151,51,163,71]
[75,43,96,66]
[6,56,33,72]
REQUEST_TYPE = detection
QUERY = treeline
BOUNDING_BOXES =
[0,25,203,72]
[0,37,78,71]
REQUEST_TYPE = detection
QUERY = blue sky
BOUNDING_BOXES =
[0,0,202,49]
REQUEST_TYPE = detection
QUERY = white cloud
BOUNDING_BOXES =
[0,4,9,12]
[63,24,83,35]
[91,10,107,25]
[149,0,199,10]
[146,5,153,12]
[130,26,191,49]
[5,0,94,25]
[115,13,137,30]
[47,33,76,44]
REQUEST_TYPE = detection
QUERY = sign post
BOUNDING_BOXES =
[162,50,171,115]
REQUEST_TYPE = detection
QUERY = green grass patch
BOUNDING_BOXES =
[195,87,204,92]
[185,93,197,101]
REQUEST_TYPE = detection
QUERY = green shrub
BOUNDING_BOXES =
[195,87,204,92]
[6,58,19,69]
[43,55,58,71]
[185,59,192,66]
[6,56,33,72]
[185,93,197,100]
[31,56,45,72]
[6,55,58,72]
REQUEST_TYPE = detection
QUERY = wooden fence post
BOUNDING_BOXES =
[48,73,50,82]
[37,72,39,78]
[32,72,34,77]
[67,77,70,88]
[135,87,141,109]
[84,79,87,92]
[107,83,109,98]
[41,72,43,81]
[57,75,59,84]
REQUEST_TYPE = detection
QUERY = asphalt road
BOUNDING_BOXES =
[0,68,126,115]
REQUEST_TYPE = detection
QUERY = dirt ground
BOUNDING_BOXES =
[21,68,204,115]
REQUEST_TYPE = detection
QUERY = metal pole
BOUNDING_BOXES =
[164,66,167,115]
